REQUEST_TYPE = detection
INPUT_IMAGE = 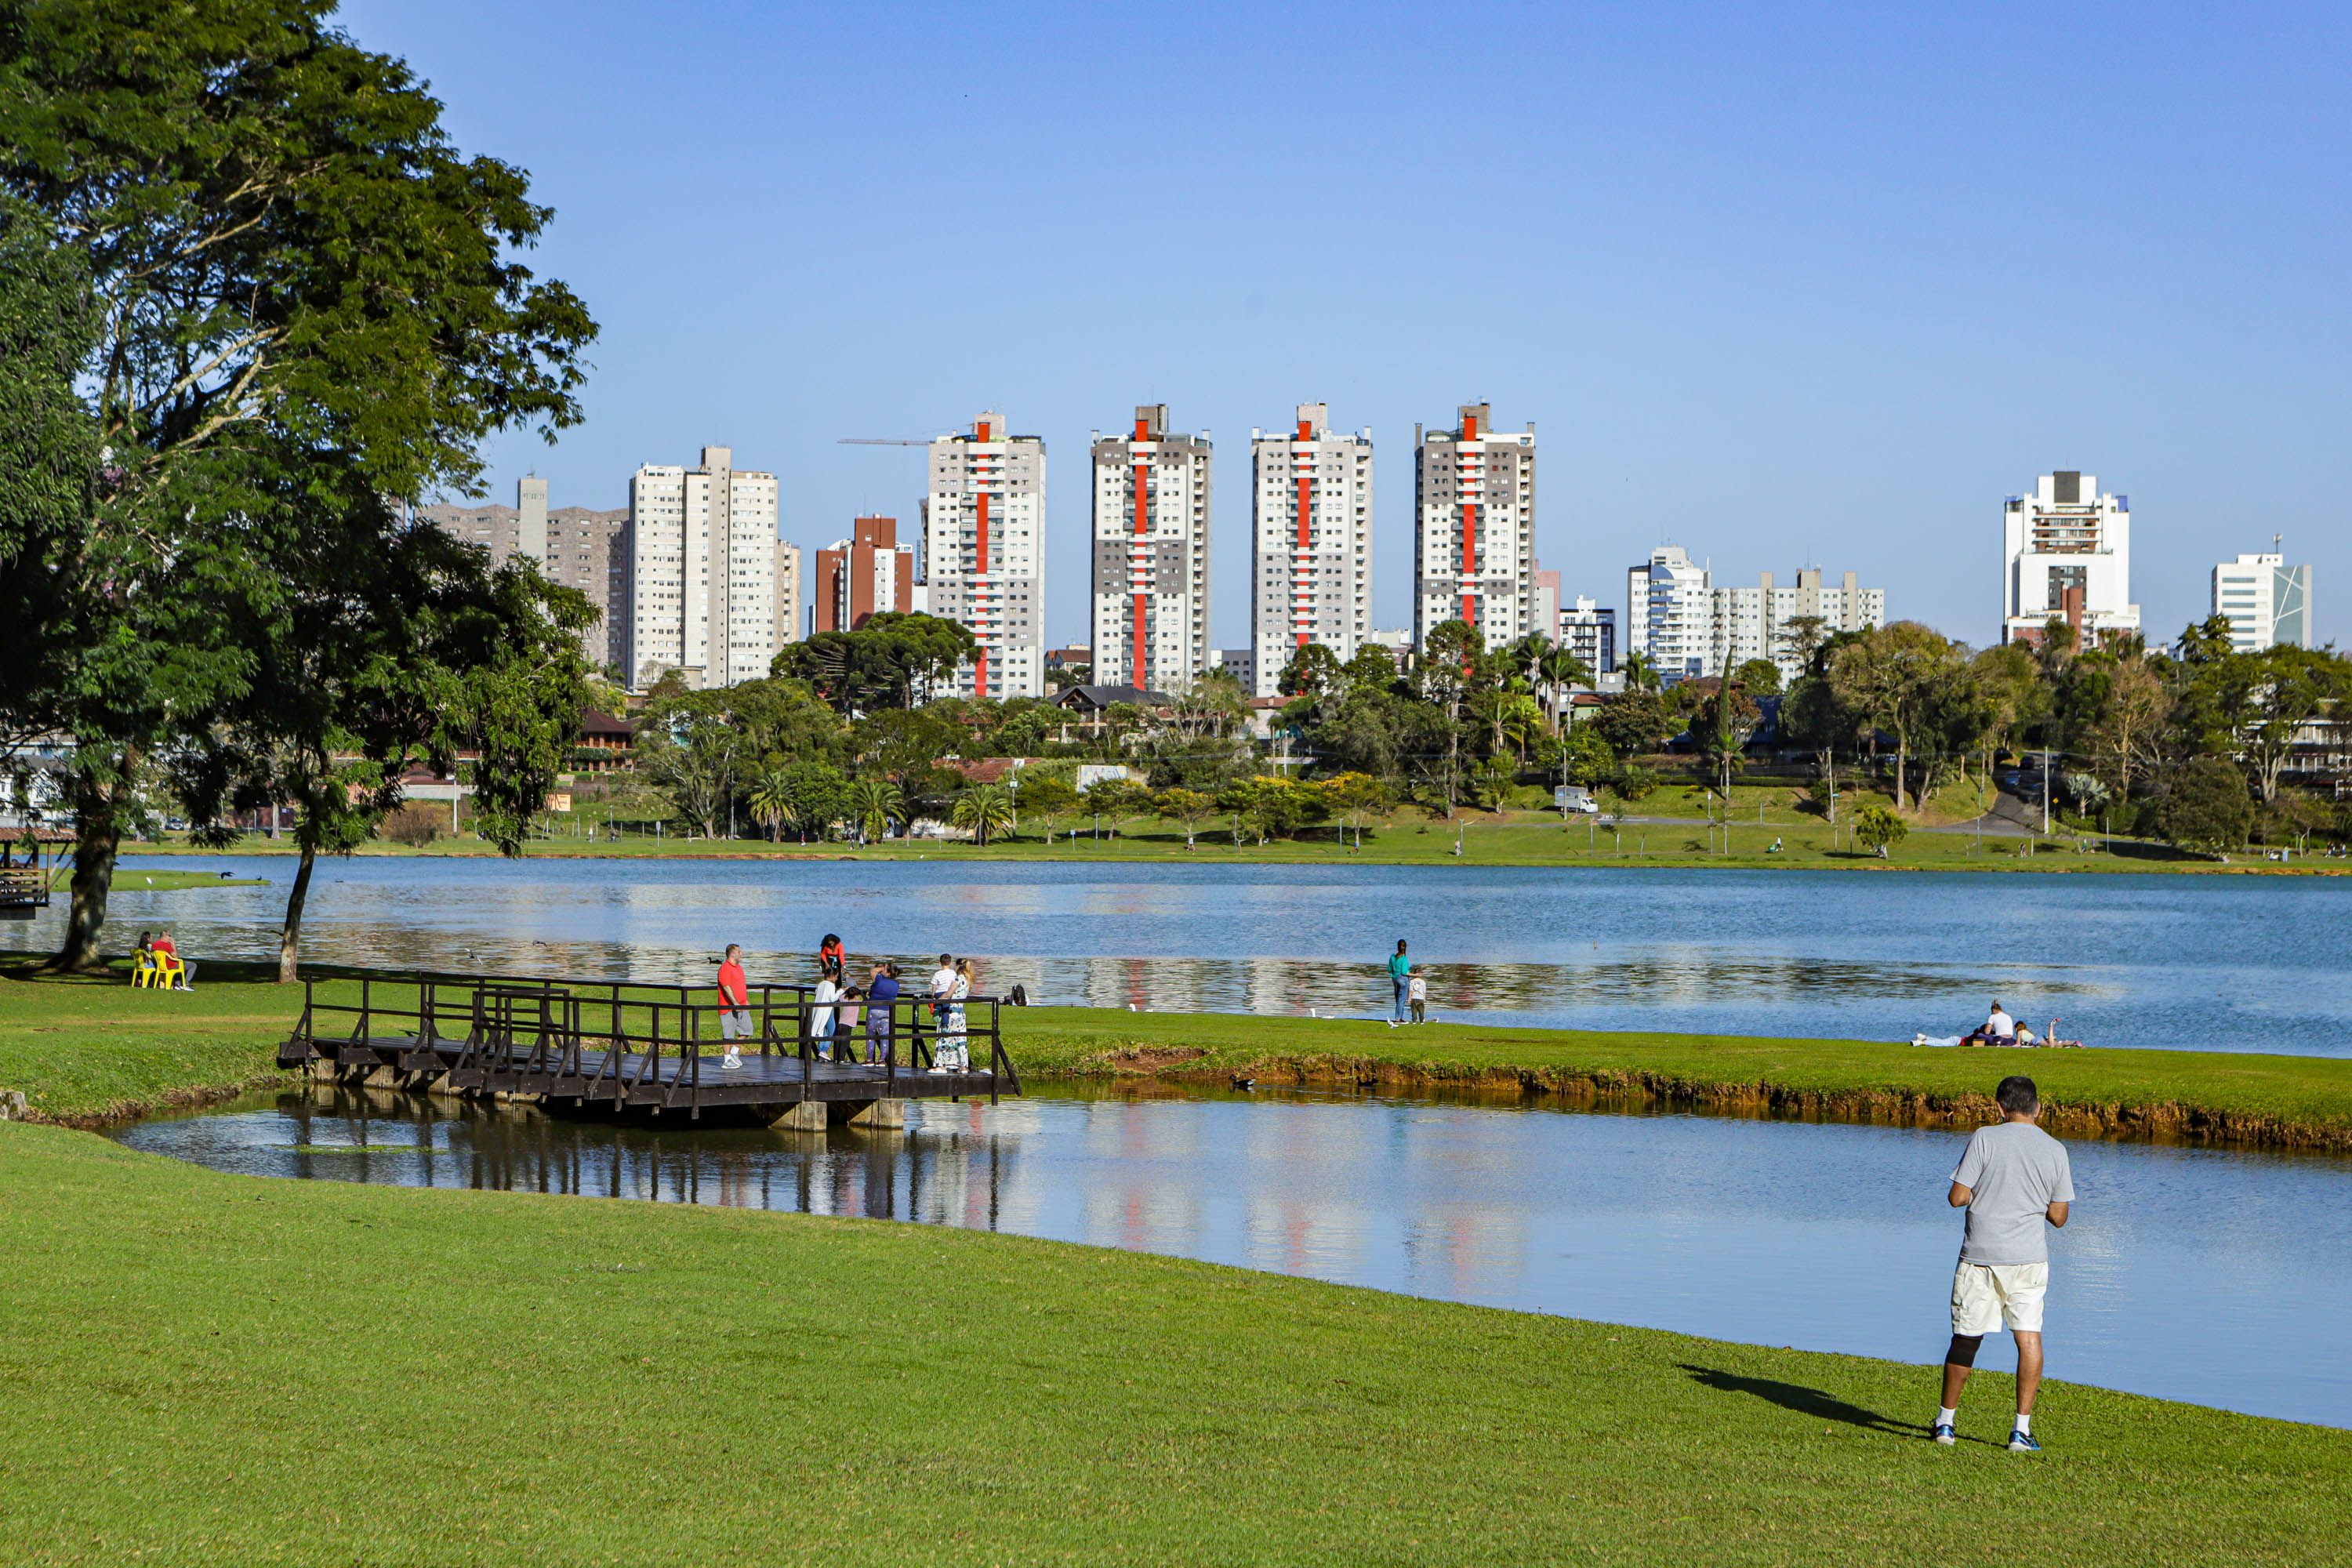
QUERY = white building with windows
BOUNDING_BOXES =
[2003,471,2138,645]
[1559,595,1616,675]
[1249,402,1371,698]
[1715,568,1887,681]
[623,445,779,691]
[1414,403,1536,651]
[1091,405,1212,691]
[925,412,1046,699]
[2212,550,2314,652]
[1626,545,1712,682]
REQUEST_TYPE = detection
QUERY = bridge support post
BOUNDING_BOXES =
[844,1098,906,1131]
[771,1101,827,1132]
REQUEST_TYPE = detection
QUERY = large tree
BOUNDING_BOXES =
[1828,622,1973,811]
[0,0,594,968]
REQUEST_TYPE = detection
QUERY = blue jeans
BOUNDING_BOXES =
[1393,978,1409,1021]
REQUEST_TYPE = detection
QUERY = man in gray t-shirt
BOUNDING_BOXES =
[1933,1074,2074,1453]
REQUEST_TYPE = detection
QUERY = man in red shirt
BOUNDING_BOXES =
[152,928,193,989]
[717,944,750,1069]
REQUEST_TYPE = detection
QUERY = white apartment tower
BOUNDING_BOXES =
[1091,405,1212,691]
[624,445,779,691]
[1249,402,1371,698]
[2003,471,2138,645]
[1715,568,1887,681]
[2212,548,2314,652]
[1414,403,1537,651]
[1626,545,1713,682]
[925,412,1047,699]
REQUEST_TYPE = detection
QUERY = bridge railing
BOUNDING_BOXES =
[287,969,1016,1102]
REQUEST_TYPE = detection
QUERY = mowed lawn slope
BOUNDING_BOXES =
[2,1121,2347,1567]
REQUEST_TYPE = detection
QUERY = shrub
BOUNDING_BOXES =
[382,803,442,848]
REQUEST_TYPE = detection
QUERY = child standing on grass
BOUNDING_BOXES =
[1408,969,1428,1025]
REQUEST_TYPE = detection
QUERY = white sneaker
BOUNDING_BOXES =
[720,1052,742,1070]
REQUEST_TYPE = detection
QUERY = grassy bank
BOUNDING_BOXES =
[1007,1007,2352,1152]
[3,1120,2348,1566]
[9,960,2352,1152]
[114,805,2346,875]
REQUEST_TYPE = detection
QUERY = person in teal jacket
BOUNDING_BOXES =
[1387,939,1410,1026]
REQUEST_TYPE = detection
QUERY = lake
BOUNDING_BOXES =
[16,855,2352,1054]
[114,1083,2352,1429]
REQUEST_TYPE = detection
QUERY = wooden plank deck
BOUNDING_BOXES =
[299,1029,1003,1109]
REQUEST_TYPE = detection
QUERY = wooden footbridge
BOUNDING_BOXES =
[279,972,1021,1128]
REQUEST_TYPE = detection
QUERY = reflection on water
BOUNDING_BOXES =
[13,856,2351,1053]
[117,1082,2352,1428]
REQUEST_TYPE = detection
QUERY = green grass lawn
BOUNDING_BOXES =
[60,866,270,892]
[2,967,2347,1562]
[115,818,2320,873]
[2,1120,2347,1566]
[9,960,2352,1151]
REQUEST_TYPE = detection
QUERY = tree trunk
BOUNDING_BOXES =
[1895,737,1909,811]
[49,769,123,974]
[278,842,317,983]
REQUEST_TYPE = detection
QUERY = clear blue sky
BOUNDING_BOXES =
[342,0,2348,652]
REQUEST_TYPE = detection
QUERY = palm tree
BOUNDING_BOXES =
[1534,646,1592,730]
[950,782,1015,846]
[848,778,906,844]
[746,765,797,843]
[1621,650,1662,694]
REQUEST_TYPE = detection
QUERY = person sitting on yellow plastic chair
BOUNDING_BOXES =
[131,930,189,990]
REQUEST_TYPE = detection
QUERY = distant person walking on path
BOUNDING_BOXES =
[716,944,751,1069]
[864,962,902,1066]
[1934,1074,2074,1453]
[1386,940,1410,1026]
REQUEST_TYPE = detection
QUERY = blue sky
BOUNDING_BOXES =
[343,0,2348,651]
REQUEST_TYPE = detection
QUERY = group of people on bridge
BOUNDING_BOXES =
[711,935,977,1076]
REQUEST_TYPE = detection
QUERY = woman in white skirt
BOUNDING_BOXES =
[935,958,972,1073]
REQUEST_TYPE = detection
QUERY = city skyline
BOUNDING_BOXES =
[352,1,2349,654]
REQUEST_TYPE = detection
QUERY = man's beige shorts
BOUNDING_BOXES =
[1951,1261,2048,1334]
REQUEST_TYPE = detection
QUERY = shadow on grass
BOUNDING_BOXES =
[1678,1363,1920,1436]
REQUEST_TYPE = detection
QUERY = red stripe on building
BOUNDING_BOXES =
[974,486,991,698]
[1460,499,1478,627]
[1131,459,1149,684]
[1294,466,1312,646]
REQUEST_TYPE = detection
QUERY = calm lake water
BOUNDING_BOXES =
[16,855,2352,1054]
[116,1083,2352,1429]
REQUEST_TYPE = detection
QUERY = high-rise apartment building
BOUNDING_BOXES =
[1626,545,1713,681]
[1559,595,1617,676]
[1628,551,1885,683]
[774,541,804,649]
[2212,549,2314,652]
[418,479,627,672]
[1248,402,1371,697]
[623,446,779,691]
[925,412,1046,699]
[2003,471,2138,645]
[814,516,913,633]
[1091,405,1212,691]
[1414,403,1537,651]
[1712,568,1887,681]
